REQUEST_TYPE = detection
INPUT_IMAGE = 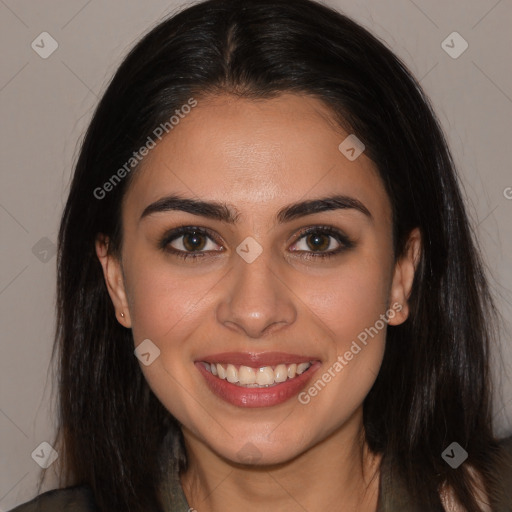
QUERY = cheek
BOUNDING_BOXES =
[125,253,217,344]
[303,249,392,353]
[294,256,390,430]
[123,255,217,424]
[295,248,392,414]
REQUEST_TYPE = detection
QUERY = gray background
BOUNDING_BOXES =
[1,0,511,509]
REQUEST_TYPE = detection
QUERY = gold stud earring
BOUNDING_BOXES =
[120,312,125,318]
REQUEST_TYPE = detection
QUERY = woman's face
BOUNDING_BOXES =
[97,93,419,465]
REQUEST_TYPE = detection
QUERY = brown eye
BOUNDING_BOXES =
[159,226,224,260]
[304,233,332,252]
[289,226,355,259]
[180,231,208,252]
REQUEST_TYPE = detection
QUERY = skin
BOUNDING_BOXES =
[96,93,421,512]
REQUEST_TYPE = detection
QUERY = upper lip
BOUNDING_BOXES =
[196,352,319,367]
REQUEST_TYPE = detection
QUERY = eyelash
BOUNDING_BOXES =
[159,225,355,261]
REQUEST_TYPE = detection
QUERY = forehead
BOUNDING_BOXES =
[122,93,391,225]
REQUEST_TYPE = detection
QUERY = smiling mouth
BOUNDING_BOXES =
[200,361,315,387]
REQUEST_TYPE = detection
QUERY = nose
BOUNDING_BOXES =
[215,248,297,339]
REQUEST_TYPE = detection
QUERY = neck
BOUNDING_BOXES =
[179,407,382,512]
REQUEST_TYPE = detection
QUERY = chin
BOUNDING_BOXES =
[211,435,309,467]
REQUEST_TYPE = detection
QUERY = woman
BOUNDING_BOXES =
[10,0,512,511]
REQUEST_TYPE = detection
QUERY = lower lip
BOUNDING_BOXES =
[195,361,321,408]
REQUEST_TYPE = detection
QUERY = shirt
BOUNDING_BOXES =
[9,436,512,511]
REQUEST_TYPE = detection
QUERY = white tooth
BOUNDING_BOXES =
[256,366,275,385]
[274,364,288,383]
[287,363,297,379]
[226,364,238,383]
[217,363,226,379]
[296,362,311,375]
[238,365,256,385]
[210,363,217,376]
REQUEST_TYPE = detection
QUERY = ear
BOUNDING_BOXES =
[387,227,421,326]
[95,234,132,328]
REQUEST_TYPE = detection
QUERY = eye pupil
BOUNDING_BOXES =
[307,233,329,251]
[183,232,206,251]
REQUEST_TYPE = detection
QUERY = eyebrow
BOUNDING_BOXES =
[139,194,373,224]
